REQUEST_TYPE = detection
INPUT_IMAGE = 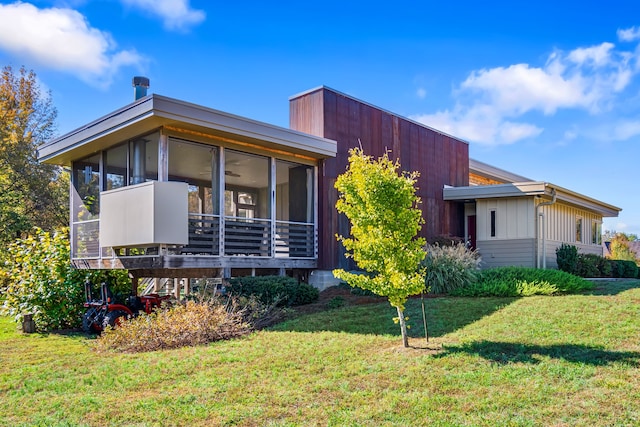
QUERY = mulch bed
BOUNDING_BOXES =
[291,286,384,316]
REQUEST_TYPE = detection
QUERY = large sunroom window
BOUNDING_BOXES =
[169,139,220,255]
[71,153,100,258]
[69,135,317,260]
[224,150,271,256]
[275,160,314,257]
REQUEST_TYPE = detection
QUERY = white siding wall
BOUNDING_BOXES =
[537,202,602,246]
[476,198,535,240]
[474,197,604,269]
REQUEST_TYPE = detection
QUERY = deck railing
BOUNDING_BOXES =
[71,219,100,259]
[176,215,316,259]
[72,215,316,260]
[275,220,315,258]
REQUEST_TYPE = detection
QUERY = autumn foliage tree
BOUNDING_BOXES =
[0,65,68,245]
[334,147,426,347]
[608,232,638,263]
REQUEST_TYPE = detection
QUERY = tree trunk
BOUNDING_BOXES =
[397,306,409,348]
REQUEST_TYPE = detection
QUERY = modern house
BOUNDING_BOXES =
[38,81,620,290]
[446,159,621,269]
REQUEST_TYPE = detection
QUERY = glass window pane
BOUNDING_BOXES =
[225,150,270,219]
[72,154,100,220]
[168,138,218,215]
[276,160,313,222]
[129,133,158,185]
[105,143,127,190]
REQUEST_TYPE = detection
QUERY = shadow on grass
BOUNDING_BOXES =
[273,296,518,339]
[438,340,640,367]
[582,279,640,296]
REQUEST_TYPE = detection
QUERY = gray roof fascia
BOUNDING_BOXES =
[151,95,337,157]
[444,182,621,217]
[38,94,337,164]
[38,96,155,163]
[444,182,547,200]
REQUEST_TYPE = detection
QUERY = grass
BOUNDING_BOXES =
[1,279,639,426]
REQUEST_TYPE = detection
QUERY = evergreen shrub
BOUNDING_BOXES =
[451,266,593,297]
[556,243,578,275]
[226,275,319,307]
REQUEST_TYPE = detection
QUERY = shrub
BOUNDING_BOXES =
[576,253,601,278]
[0,228,130,331]
[93,298,253,353]
[327,296,346,309]
[426,235,465,247]
[422,243,481,294]
[451,267,593,297]
[610,260,638,278]
[225,276,319,307]
[556,243,578,275]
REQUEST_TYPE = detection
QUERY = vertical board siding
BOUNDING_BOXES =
[537,201,602,246]
[290,87,469,270]
[476,198,535,240]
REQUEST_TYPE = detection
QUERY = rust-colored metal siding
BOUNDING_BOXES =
[290,87,469,270]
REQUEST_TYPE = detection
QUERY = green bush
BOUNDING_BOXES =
[94,298,252,353]
[0,228,131,331]
[576,253,602,278]
[556,243,578,275]
[226,275,319,307]
[422,243,481,294]
[610,260,638,278]
[451,266,593,297]
[327,296,346,309]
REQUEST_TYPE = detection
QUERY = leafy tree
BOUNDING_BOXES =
[1,228,131,331]
[603,230,638,242]
[333,148,426,347]
[608,232,638,263]
[0,65,68,246]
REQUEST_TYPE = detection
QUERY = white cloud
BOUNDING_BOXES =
[416,87,427,99]
[567,43,615,67]
[120,0,205,31]
[0,2,145,88]
[412,37,639,146]
[413,106,542,145]
[612,120,640,140]
[618,26,640,42]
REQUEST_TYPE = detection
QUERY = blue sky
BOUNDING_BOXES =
[0,0,639,235]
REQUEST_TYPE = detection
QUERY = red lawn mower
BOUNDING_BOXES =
[82,281,171,333]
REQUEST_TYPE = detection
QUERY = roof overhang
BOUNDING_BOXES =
[444,181,621,217]
[469,158,532,183]
[38,94,337,166]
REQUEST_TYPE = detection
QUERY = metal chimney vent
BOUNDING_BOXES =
[132,76,150,100]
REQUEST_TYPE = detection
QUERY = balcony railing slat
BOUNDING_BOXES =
[72,216,316,260]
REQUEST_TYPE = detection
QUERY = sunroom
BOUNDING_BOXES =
[38,93,336,278]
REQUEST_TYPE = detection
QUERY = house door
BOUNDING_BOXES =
[467,215,477,250]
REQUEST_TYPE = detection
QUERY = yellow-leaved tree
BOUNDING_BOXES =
[334,147,426,347]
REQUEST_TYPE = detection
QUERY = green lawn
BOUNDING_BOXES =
[1,279,639,426]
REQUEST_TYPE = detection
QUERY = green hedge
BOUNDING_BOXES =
[557,244,638,278]
[226,276,319,307]
[450,267,593,297]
